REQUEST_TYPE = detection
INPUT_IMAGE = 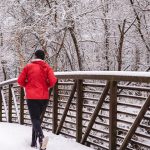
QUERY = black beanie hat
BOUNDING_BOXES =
[35,50,45,60]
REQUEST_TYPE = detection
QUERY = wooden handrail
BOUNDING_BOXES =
[0,71,150,87]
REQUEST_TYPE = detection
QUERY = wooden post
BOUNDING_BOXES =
[20,87,24,125]
[8,85,12,123]
[109,81,117,150]
[76,79,83,142]
[0,88,2,122]
[52,81,58,134]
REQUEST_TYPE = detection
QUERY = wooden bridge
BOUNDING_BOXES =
[0,71,150,150]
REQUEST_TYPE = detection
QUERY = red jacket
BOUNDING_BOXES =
[17,59,57,100]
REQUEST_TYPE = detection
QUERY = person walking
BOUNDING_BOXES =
[17,50,57,150]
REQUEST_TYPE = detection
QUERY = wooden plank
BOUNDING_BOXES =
[52,81,58,133]
[76,80,83,142]
[11,86,20,123]
[56,81,77,135]
[1,89,8,122]
[109,81,117,150]
[0,71,150,87]
[120,95,150,150]
[81,82,110,144]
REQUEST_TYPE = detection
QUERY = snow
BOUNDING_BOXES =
[0,78,17,86]
[54,71,150,77]
[0,122,93,150]
[1,71,150,86]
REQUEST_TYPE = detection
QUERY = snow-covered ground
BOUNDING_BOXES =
[0,123,93,150]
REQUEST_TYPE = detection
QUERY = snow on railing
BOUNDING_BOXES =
[0,71,150,87]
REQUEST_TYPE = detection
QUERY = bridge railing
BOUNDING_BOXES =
[0,71,150,150]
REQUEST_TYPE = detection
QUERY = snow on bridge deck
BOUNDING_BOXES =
[0,123,93,150]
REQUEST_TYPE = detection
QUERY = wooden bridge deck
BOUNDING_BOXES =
[0,122,93,150]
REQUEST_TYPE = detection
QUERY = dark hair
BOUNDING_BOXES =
[35,50,45,60]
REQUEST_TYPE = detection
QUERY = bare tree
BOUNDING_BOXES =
[130,0,150,65]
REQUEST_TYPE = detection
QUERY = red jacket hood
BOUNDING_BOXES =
[31,59,49,73]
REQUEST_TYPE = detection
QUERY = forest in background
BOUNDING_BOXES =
[0,0,150,80]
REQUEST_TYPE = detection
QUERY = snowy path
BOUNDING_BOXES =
[0,123,93,150]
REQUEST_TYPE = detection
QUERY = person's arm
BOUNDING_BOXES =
[17,66,28,87]
[47,67,57,88]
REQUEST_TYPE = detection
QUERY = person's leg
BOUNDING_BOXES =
[31,127,37,147]
[38,100,49,144]
[26,100,44,146]
[39,100,49,122]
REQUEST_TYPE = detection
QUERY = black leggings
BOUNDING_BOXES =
[27,100,49,143]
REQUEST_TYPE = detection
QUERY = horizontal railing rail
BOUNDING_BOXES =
[0,71,150,150]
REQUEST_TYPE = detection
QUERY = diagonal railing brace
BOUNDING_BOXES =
[81,81,110,144]
[120,95,150,150]
[56,81,77,134]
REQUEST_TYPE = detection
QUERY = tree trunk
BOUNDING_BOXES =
[66,0,82,71]
[0,28,3,47]
[101,0,110,70]
[104,20,110,71]
[134,46,140,71]
[15,33,26,73]
[117,20,126,71]
[68,27,82,71]
[130,0,150,65]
